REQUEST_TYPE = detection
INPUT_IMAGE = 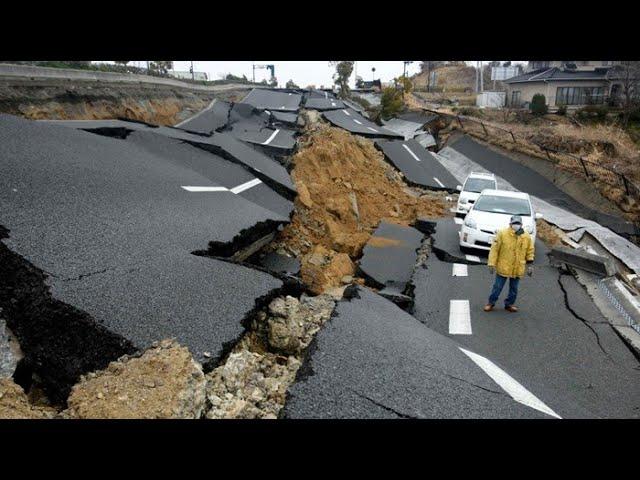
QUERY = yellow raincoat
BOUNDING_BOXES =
[487,227,535,278]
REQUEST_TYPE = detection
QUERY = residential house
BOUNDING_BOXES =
[504,61,624,110]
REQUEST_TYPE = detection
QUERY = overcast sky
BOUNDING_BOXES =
[114,61,526,88]
[123,61,422,88]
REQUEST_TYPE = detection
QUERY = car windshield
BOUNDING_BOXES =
[464,178,496,193]
[473,195,531,216]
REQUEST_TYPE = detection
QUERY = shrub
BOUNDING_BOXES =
[530,94,548,115]
[379,87,404,120]
[557,104,567,116]
[576,105,608,121]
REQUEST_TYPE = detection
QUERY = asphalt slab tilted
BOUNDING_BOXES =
[0,114,287,398]
[283,287,548,419]
[322,108,403,139]
[376,138,458,191]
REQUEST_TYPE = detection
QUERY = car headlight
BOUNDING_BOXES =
[464,218,477,229]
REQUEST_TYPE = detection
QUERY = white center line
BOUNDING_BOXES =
[449,300,472,335]
[466,254,481,262]
[262,129,280,145]
[454,217,463,225]
[367,127,378,132]
[402,144,421,162]
[452,264,468,276]
[181,186,228,192]
[353,119,363,125]
[230,178,263,194]
[342,109,351,116]
[459,348,561,419]
[433,177,445,188]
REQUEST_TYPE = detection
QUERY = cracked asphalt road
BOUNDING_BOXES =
[0,114,288,380]
[413,249,640,418]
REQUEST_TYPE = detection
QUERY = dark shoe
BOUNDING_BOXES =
[505,305,519,312]
[483,304,494,312]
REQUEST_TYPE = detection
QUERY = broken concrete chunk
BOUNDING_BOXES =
[64,339,206,419]
[206,350,301,419]
[1,315,22,379]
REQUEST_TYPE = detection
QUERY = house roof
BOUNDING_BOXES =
[504,67,611,84]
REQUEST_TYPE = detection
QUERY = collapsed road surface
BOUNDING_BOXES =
[3,86,640,419]
[0,113,293,402]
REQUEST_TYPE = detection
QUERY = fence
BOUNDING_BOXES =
[425,107,640,201]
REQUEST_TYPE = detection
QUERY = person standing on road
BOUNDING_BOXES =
[483,215,534,313]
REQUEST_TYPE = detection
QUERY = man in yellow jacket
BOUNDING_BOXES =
[484,215,535,313]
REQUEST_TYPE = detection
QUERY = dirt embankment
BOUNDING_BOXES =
[270,121,449,293]
[0,81,250,125]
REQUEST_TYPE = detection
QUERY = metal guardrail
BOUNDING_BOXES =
[421,105,640,201]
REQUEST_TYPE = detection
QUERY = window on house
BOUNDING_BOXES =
[511,91,521,106]
[556,86,605,105]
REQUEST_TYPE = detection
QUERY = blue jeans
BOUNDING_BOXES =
[488,274,520,307]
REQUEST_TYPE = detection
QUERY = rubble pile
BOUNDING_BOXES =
[63,339,207,419]
[271,123,448,293]
[205,294,335,419]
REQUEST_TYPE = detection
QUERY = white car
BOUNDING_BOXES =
[455,172,498,217]
[459,189,542,252]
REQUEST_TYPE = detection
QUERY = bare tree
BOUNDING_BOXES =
[611,61,640,126]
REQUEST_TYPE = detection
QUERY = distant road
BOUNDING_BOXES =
[0,63,254,92]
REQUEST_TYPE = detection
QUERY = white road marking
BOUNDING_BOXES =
[452,264,468,276]
[230,178,263,194]
[280,105,286,109]
[450,207,458,213]
[367,127,378,132]
[454,217,463,225]
[466,254,481,262]
[459,347,561,419]
[449,300,472,335]
[433,177,445,188]
[325,92,328,98]
[402,144,421,162]
[342,109,351,116]
[331,102,336,107]
[262,129,280,145]
[264,110,271,115]
[181,186,229,192]
[353,119,363,125]
[613,278,640,313]
[182,179,263,195]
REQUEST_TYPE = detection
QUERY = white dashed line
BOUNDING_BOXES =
[181,186,229,192]
[459,348,561,419]
[262,129,280,145]
[402,144,421,162]
[466,254,481,262]
[353,119,363,125]
[230,178,263,194]
[367,127,378,132]
[449,300,472,335]
[452,264,468,276]
[454,217,463,225]
[433,177,445,188]
[342,109,351,116]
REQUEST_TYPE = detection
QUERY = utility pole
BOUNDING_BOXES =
[475,61,479,93]
[190,61,194,81]
[252,62,255,83]
[372,67,376,82]
[480,60,484,93]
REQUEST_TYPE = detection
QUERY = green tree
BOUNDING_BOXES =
[380,86,404,120]
[530,93,548,115]
[285,79,299,89]
[150,61,173,75]
[330,61,354,99]
[396,75,413,95]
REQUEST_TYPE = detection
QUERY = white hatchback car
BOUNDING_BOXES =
[455,172,498,217]
[459,189,542,252]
